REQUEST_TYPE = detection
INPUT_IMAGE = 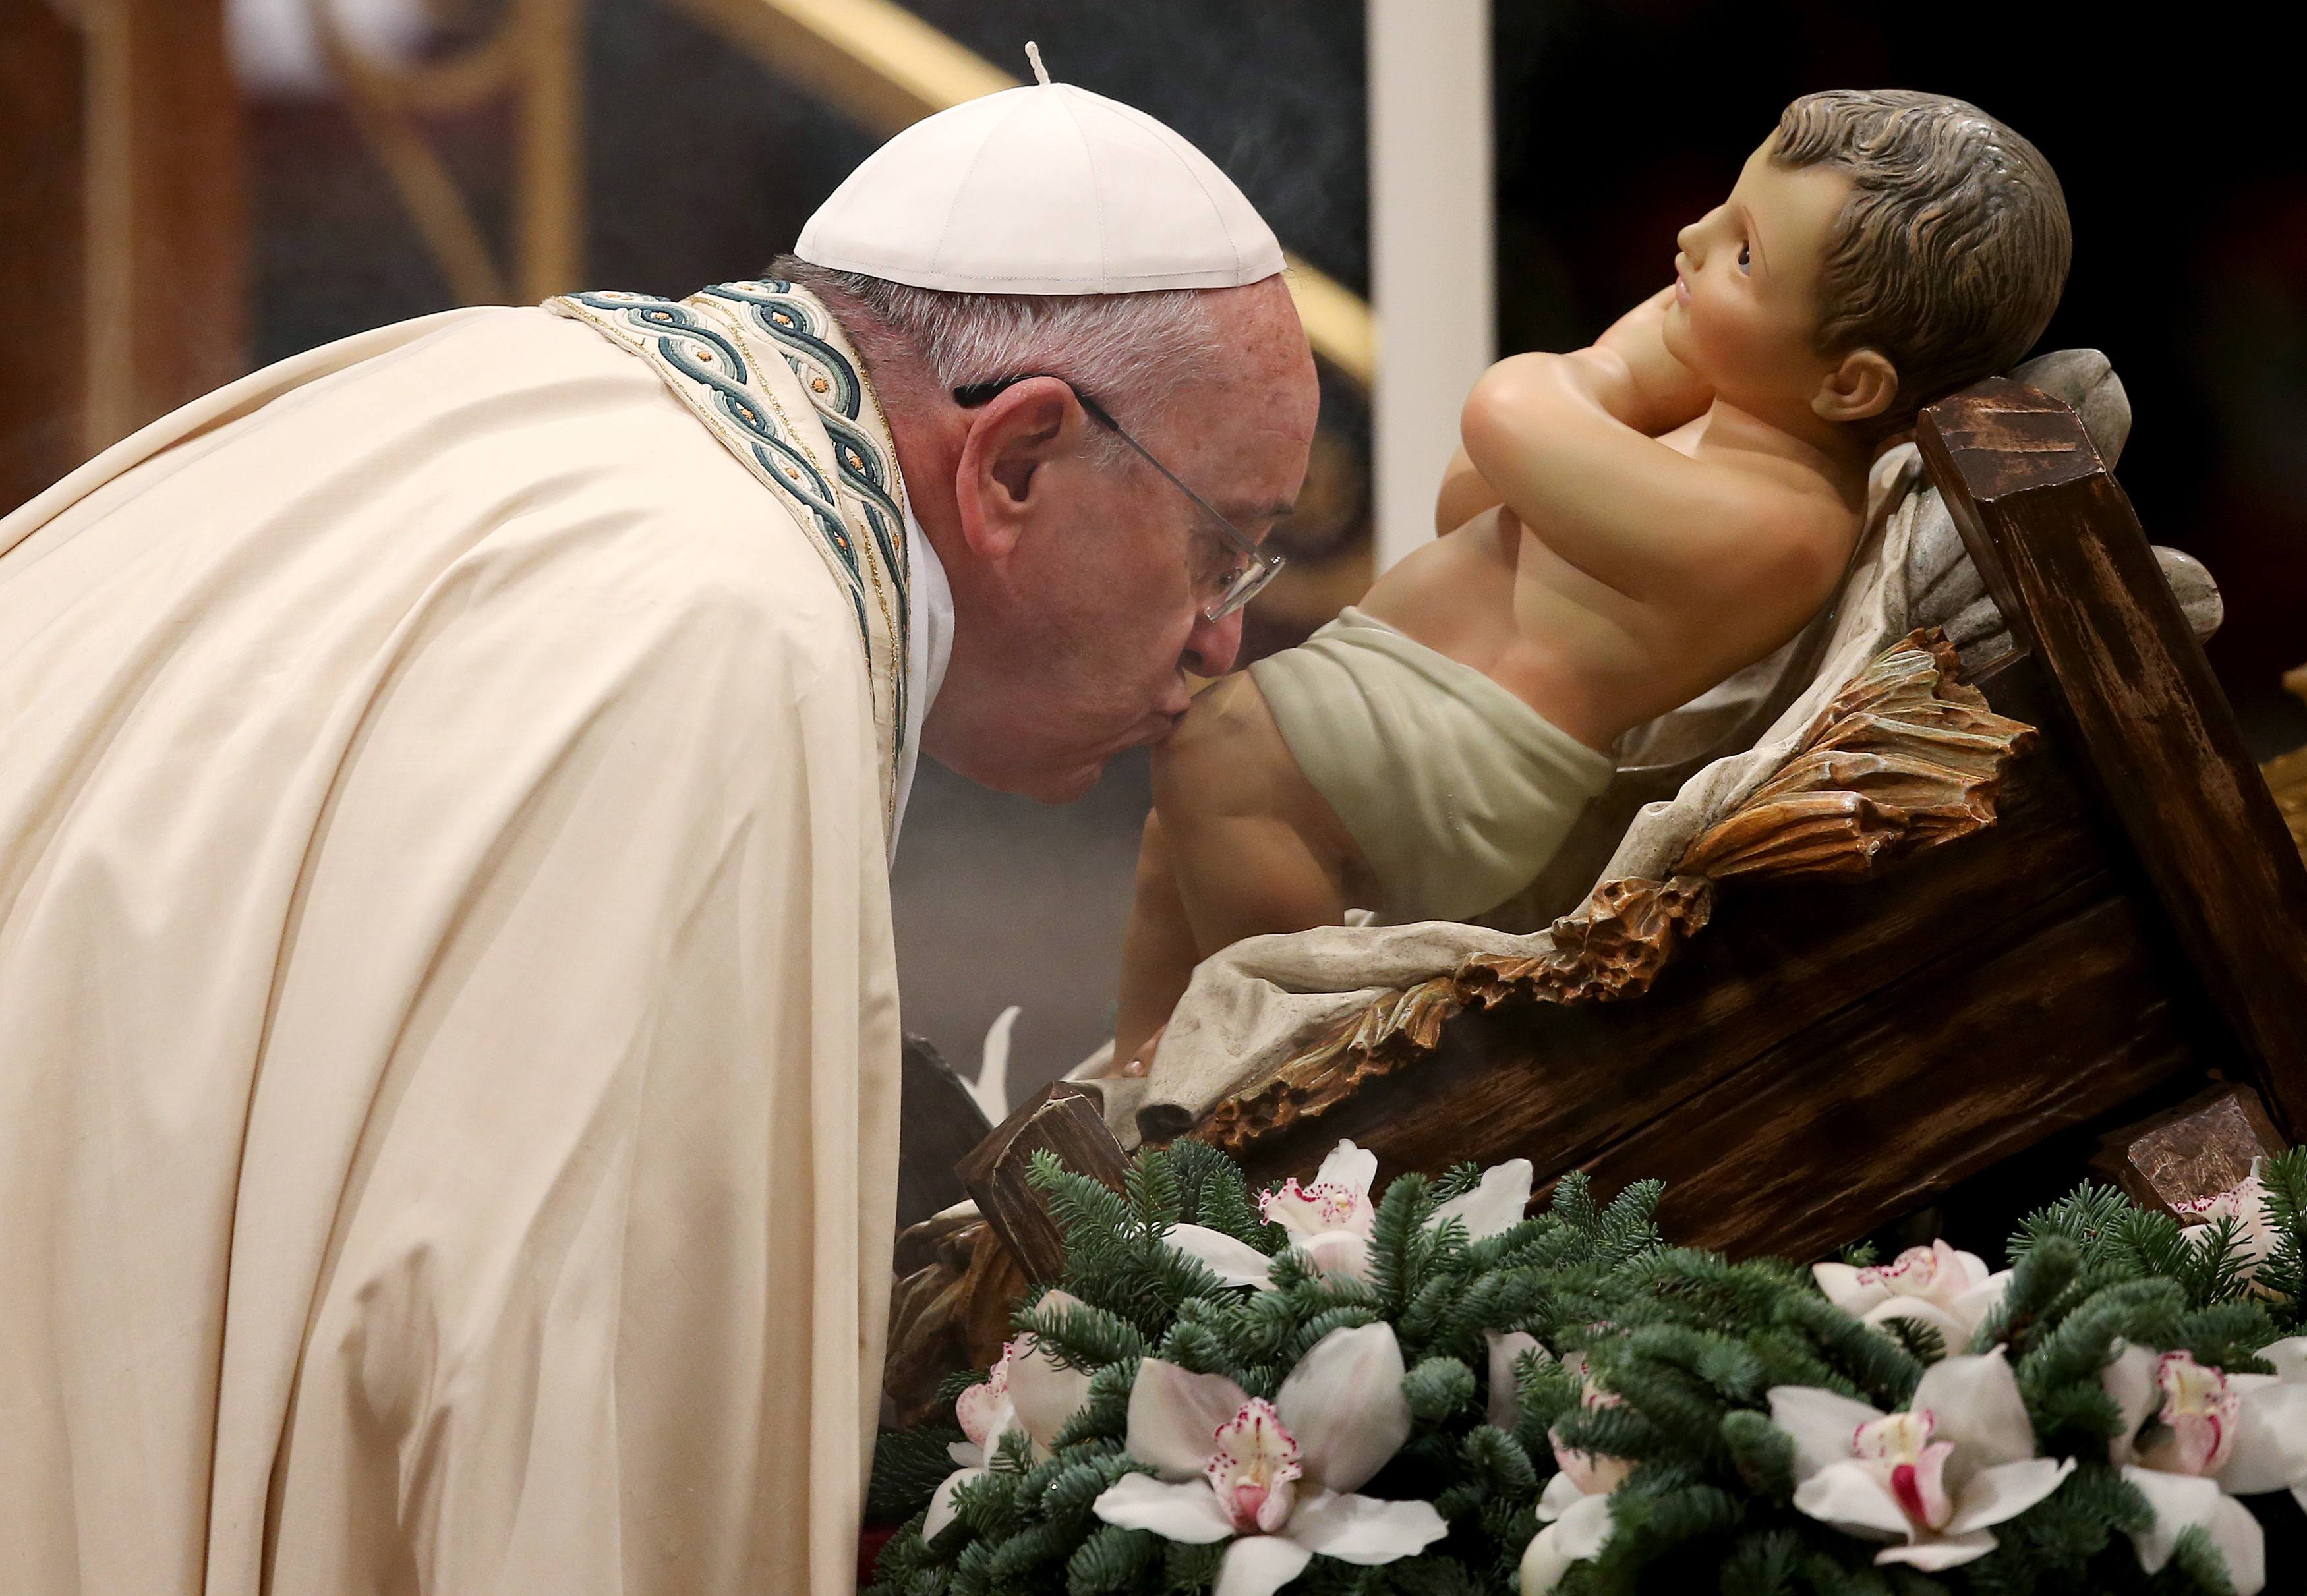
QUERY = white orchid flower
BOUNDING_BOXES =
[1484,1330,1546,1432]
[2100,1337,2307,1594]
[1813,1240,2010,1348]
[1519,1373,1633,1592]
[1090,1322,1447,1596]
[921,1290,1094,1539]
[1770,1349,2074,1571]
[1429,1156,1536,1239]
[2176,1161,2282,1292]
[1163,1141,1534,1291]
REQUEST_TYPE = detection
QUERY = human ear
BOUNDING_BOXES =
[953,380,1071,560]
[1812,348,1898,425]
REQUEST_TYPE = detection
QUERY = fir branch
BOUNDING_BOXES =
[1404,1356,1478,1423]
[1065,1524,1159,1595]
[2257,1146,2307,1326]
[869,1424,968,1524]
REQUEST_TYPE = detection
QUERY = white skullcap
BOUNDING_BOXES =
[794,46,1285,295]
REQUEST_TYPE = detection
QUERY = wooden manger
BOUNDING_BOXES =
[890,376,2307,1415]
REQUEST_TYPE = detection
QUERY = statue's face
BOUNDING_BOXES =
[925,277,1319,803]
[1663,136,1857,422]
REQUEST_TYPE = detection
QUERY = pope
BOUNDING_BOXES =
[0,53,1318,1596]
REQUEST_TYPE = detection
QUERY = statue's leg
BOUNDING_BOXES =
[1113,809,1198,1073]
[1111,673,1362,1071]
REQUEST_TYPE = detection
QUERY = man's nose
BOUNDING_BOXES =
[1181,610,1242,679]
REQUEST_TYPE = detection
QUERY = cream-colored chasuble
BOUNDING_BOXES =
[0,291,914,1595]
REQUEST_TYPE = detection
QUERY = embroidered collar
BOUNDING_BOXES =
[546,281,914,824]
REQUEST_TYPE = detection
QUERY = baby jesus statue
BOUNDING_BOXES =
[1111,88,2070,1075]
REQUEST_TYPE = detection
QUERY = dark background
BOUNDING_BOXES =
[239,0,2306,1089]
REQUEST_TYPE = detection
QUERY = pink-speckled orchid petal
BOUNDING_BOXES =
[1128,1359,1251,1481]
[1813,1261,1893,1318]
[1275,1323,1411,1493]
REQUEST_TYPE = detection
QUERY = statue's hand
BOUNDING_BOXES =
[1115,1023,1166,1079]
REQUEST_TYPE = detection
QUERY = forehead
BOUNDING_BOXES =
[1730,136,1855,277]
[1154,293,1320,506]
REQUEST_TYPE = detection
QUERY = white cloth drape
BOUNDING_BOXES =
[0,305,902,1595]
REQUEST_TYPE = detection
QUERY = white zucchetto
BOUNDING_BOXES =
[794,46,1285,296]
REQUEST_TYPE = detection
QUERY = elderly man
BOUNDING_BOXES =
[0,61,1317,1596]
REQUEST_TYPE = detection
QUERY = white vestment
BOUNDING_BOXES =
[0,283,936,1595]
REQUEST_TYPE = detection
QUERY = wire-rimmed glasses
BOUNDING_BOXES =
[952,373,1287,623]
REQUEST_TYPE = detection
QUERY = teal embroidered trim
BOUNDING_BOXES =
[546,284,912,817]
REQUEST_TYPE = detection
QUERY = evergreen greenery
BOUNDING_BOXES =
[866,1144,2307,1595]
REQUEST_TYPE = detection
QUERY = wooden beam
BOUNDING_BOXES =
[2090,1084,2287,1215]
[894,1033,991,1235]
[661,0,1375,385]
[0,0,85,513]
[957,1081,1130,1284]
[79,0,247,452]
[1919,380,2307,1138]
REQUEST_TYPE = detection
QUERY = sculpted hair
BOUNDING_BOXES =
[769,254,1221,457]
[1774,90,2071,438]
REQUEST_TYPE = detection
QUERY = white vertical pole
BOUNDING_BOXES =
[1366,0,1494,572]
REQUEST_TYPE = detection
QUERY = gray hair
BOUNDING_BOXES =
[769,253,1223,455]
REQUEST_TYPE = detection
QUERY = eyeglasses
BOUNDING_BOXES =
[952,373,1286,623]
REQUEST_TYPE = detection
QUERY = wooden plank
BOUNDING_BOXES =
[2089,1084,2287,1214]
[958,1081,1130,1284]
[895,1033,991,1236]
[1233,668,2113,1190]
[0,0,85,513]
[1919,380,2307,1137]
[80,0,248,451]
[1588,886,2194,1261]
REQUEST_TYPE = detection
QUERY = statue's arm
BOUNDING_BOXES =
[1434,447,1501,535]
[1457,350,1788,595]
[1434,289,1708,539]
[1592,285,1714,436]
